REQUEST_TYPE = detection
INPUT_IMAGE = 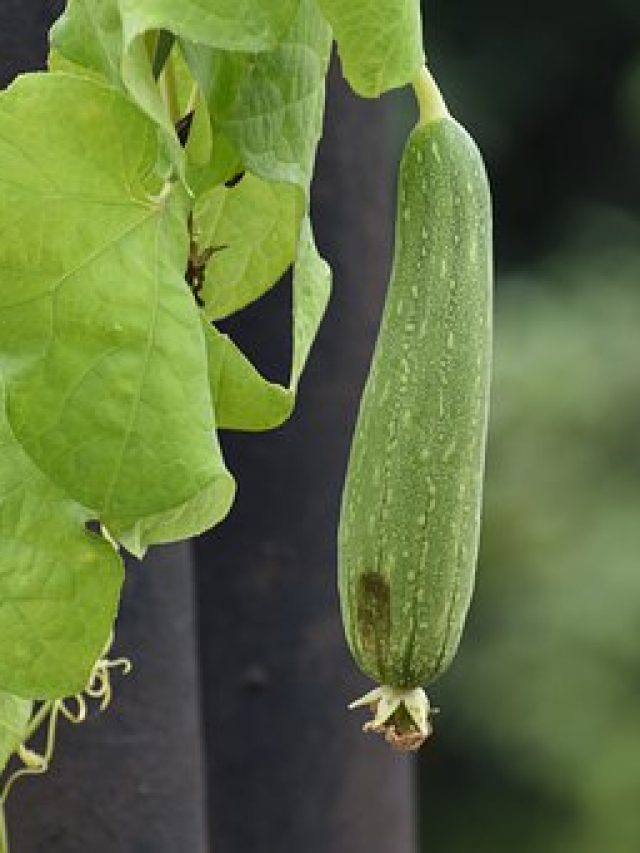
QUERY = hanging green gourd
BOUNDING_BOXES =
[338,66,493,750]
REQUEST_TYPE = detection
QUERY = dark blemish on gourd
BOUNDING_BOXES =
[357,573,391,676]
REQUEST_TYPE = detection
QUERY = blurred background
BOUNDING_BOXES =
[414,2,640,851]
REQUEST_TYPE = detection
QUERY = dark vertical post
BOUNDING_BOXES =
[194,64,417,853]
[1,7,209,852]
[7,548,209,853]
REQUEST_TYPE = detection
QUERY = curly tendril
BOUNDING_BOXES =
[0,639,132,817]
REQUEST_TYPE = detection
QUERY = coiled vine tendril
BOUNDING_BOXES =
[0,636,131,837]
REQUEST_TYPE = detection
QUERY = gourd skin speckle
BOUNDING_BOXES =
[338,117,492,690]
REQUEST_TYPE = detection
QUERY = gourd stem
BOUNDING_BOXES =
[411,66,449,125]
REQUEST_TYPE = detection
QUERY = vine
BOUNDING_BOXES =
[0,0,490,846]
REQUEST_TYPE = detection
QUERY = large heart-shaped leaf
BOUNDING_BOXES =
[0,73,234,547]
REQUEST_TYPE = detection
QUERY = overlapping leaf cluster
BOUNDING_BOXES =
[0,0,425,785]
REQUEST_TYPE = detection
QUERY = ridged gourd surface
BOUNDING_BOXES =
[338,116,492,689]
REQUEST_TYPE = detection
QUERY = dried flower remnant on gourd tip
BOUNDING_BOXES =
[348,685,433,751]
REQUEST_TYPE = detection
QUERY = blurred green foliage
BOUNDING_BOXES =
[416,1,640,850]
[421,233,640,852]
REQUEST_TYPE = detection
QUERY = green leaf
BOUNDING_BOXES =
[164,47,225,190]
[185,0,332,410]
[49,0,123,85]
[186,0,332,196]
[0,73,234,548]
[178,42,246,193]
[119,0,301,53]
[186,129,241,197]
[106,432,234,556]
[48,0,331,191]
[50,0,184,176]
[185,0,331,334]
[115,0,305,172]
[204,217,330,431]
[0,382,123,699]
[120,36,183,172]
[290,217,332,381]
[204,324,292,431]
[195,173,302,319]
[316,0,425,97]
[0,693,31,775]
[48,49,114,85]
